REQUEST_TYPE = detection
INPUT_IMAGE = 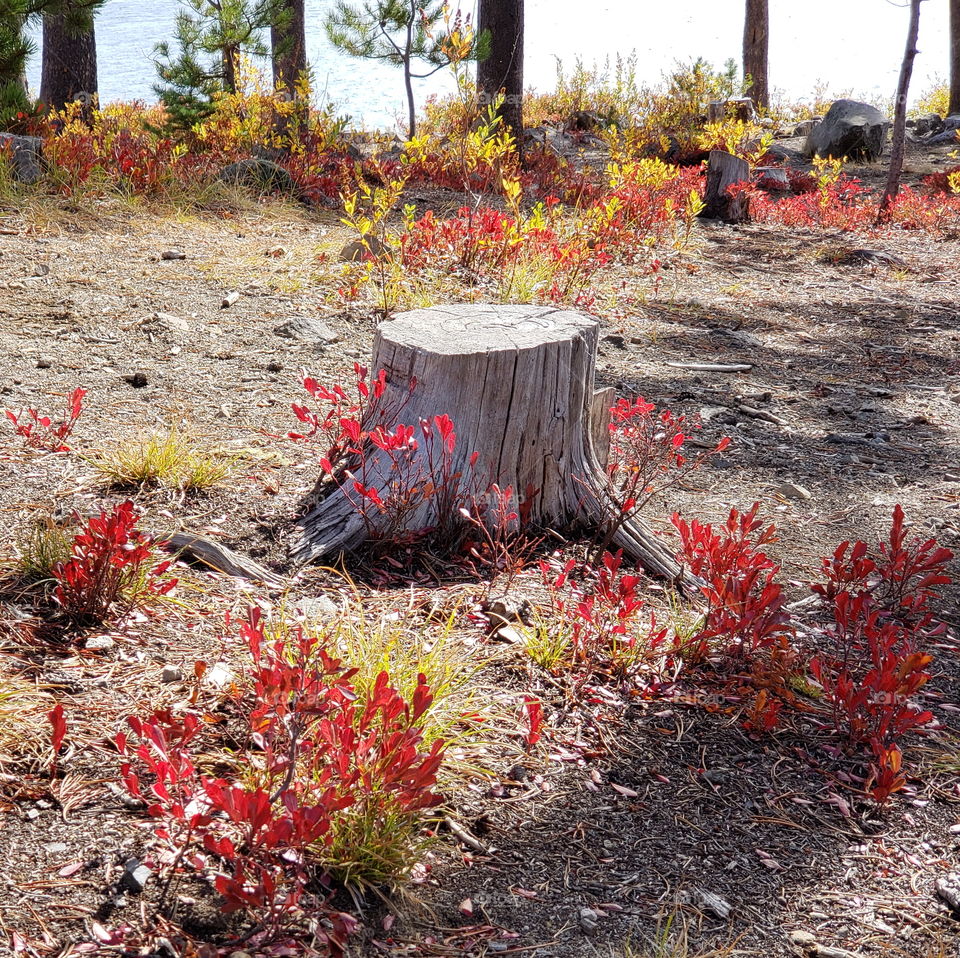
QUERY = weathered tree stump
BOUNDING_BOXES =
[701,150,751,223]
[292,304,691,585]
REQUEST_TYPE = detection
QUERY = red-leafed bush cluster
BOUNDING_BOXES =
[809,505,953,803]
[116,608,445,943]
[5,387,85,452]
[52,501,176,629]
[673,503,791,659]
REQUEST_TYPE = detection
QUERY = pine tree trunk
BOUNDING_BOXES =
[477,0,524,153]
[271,0,307,131]
[293,305,695,588]
[950,0,960,115]
[880,0,924,218]
[39,11,98,119]
[742,0,769,111]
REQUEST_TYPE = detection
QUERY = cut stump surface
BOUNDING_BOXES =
[293,304,691,585]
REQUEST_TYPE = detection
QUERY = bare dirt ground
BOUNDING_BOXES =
[1,171,959,958]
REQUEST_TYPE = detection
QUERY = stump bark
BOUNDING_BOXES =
[701,150,751,223]
[292,304,691,585]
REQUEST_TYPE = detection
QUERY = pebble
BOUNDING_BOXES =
[119,858,152,893]
[294,596,339,619]
[146,312,190,333]
[44,842,68,854]
[160,249,186,260]
[85,636,116,651]
[204,662,234,689]
[36,355,54,369]
[273,317,339,344]
[123,372,148,388]
[160,666,183,684]
[775,481,812,501]
[578,907,599,933]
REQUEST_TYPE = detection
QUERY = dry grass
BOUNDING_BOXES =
[92,424,234,492]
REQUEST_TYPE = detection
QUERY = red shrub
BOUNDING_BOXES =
[53,501,175,628]
[6,387,85,452]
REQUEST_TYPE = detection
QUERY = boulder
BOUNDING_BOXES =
[913,113,944,137]
[792,117,821,138]
[217,157,297,196]
[805,99,890,162]
[0,133,42,184]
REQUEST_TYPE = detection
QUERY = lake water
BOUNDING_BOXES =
[26,0,952,131]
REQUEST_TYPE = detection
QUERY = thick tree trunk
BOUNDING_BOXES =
[271,0,306,93]
[39,11,98,119]
[701,150,751,222]
[742,0,769,112]
[293,305,693,587]
[477,0,524,153]
[950,0,960,115]
[880,0,924,218]
[271,0,307,133]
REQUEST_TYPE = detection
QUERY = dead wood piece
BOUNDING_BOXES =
[701,150,751,223]
[156,531,286,587]
[292,304,696,588]
[737,403,787,426]
[666,362,754,373]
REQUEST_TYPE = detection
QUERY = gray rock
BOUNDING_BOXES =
[767,143,805,164]
[935,874,960,911]
[914,113,944,137]
[775,481,812,500]
[679,887,732,920]
[944,114,960,131]
[0,133,42,184]
[218,157,296,195]
[568,110,606,132]
[142,312,190,334]
[805,99,891,162]
[160,666,183,684]
[204,662,234,689]
[793,118,821,138]
[160,249,186,260]
[339,235,388,262]
[294,595,339,619]
[578,907,599,934]
[273,317,339,343]
[119,858,151,894]
[85,636,116,651]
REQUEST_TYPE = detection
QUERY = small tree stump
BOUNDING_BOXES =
[701,150,751,223]
[292,304,692,585]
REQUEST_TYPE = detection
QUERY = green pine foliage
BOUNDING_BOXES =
[152,0,277,136]
[0,0,104,130]
[325,0,483,138]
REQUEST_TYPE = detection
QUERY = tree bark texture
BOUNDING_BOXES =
[271,0,306,93]
[742,0,769,111]
[950,0,960,115]
[293,305,693,586]
[880,0,924,217]
[701,150,751,223]
[39,11,98,118]
[477,0,524,149]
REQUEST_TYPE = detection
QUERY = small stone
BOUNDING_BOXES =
[160,249,186,260]
[215,403,234,419]
[119,858,152,894]
[935,874,960,911]
[221,290,240,308]
[85,636,116,651]
[160,666,183,684]
[144,312,190,333]
[493,625,525,645]
[679,887,732,920]
[273,317,339,344]
[578,907,599,934]
[204,663,234,689]
[45,842,68,854]
[123,372,148,388]
[295,596,339,619]
[774,481,812,501]
[948,823,960,834]
[36,355,52,369]
[266,360,284,373]
[339,235,387,262]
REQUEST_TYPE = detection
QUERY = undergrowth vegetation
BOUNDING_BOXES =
[1,52,959,958]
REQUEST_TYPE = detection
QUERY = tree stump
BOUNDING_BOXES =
[701,150,751,223]
[292,304,692,585]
